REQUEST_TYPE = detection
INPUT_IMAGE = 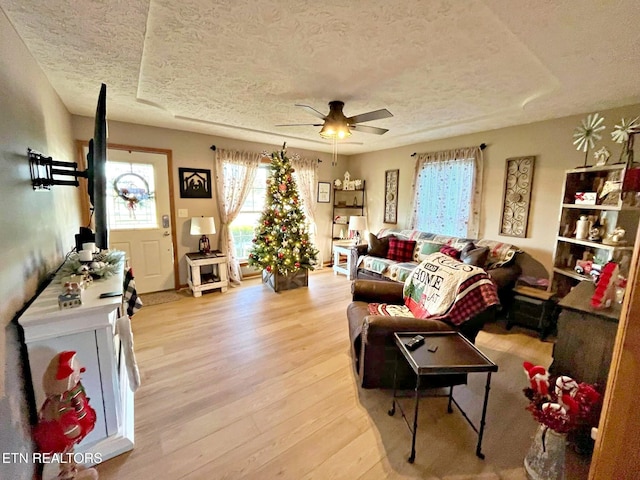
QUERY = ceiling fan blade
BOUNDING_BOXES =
[351,124,389,135]
[295,104,327,120]
[275,123,323,127]
[347,108,393,124]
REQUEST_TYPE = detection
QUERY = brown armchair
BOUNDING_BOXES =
[347,280,495,389]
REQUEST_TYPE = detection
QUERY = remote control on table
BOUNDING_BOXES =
[406,335,425,351]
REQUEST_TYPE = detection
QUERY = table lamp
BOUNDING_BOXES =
[348,216,368,244]
[190,216,216,254]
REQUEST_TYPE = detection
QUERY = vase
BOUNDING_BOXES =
[524,426,566,480]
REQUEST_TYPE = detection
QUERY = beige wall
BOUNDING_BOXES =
[348,103,640,276]
[0,11,81,479]
[72,117,347,285]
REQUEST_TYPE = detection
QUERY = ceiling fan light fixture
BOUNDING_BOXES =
[319,122,351,139]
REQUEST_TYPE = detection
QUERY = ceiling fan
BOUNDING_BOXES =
[276,101,393,139]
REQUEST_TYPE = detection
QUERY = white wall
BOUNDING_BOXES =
[0,10,80,479]
[348,103,640,275]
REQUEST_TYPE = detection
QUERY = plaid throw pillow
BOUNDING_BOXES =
[440,245,461,260]
[387,238,416,262]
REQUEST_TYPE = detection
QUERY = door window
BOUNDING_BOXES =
[106,161,157,229]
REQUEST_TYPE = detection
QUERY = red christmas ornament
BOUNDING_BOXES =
[266,265,272,272]
[295,262,301,267]
[281,226,287,231]
[278,253,284,258]
[279,184,287,192]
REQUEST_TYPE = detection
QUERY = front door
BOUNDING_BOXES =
[82,145,176,293]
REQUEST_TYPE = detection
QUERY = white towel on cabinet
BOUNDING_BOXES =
[116,315,141,392]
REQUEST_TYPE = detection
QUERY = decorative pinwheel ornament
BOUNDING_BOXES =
[573,113,606,167]
[611,116,640,165]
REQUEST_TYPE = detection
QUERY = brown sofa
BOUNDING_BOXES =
[347,279,496,389]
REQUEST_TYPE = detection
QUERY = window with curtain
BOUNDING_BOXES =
[229,165,268,260]
[410,147,483,238]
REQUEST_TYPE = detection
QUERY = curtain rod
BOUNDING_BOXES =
[210,144,322,162]
[411,143,487,157]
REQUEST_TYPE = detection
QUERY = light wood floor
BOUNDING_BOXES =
[95,269,586,480]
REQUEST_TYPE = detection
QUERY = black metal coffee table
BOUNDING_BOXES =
[388,331,498,463]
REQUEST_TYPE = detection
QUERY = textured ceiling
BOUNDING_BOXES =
[2,0,639,155]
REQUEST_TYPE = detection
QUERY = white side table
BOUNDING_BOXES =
[185,251,229,297]
[332,242,365,280]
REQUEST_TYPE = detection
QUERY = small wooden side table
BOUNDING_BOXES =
[185,251,228,297]
[389,332,498,463]
[332,242,365,280]
[506,286,558,339]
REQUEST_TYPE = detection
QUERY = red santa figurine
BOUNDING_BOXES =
[33,351,98,479]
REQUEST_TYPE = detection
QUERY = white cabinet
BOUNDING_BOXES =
[18,253,134,472]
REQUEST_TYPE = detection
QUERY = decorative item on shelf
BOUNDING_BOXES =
[56,251,122,281]
[574,192,596,205]
[348,216,368,245]
[334,179,342,189]
[591,262,619,309]
[587,225,602,242]
[354,179,362,190]
[611,116,639,166]
[594,146,611,166]
[190,216,216,254]
[522,362,602,480]
[334,215,348,224]
[337,200,347,207]
[602,226,626,245]
[575,215,591,240]
[622,166,640,192]
[598,180,622,206]
[33,351,99,480]
[353,195,359,206]
[573,112,606,168]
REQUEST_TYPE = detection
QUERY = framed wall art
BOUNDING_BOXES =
[499,156,535,237]
[179,168,212,199]
[317,181,331,203]
[384,169,399,224]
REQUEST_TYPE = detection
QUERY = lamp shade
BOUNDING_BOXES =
[190,216,216,235]
[319,122,351,139]
[348,216,367,232]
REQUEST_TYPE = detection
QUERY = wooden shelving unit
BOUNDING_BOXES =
[552,164,640,297]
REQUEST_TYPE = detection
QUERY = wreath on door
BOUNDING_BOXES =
[113,173,153,210]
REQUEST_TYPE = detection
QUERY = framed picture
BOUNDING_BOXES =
[179,168,212,198]
[317,181,331,203]
[384,169,399,224]
[499,156,535,237]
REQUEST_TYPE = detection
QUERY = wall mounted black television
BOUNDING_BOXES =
[86,83,109,250]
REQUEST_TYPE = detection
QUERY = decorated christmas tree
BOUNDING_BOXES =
[248,147,318,284]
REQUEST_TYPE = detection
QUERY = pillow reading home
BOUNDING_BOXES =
[403,252,496,318]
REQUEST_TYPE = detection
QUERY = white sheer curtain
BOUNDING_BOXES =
[214,148,262,285]
[291,155,318,247]
[409,146,483,238]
